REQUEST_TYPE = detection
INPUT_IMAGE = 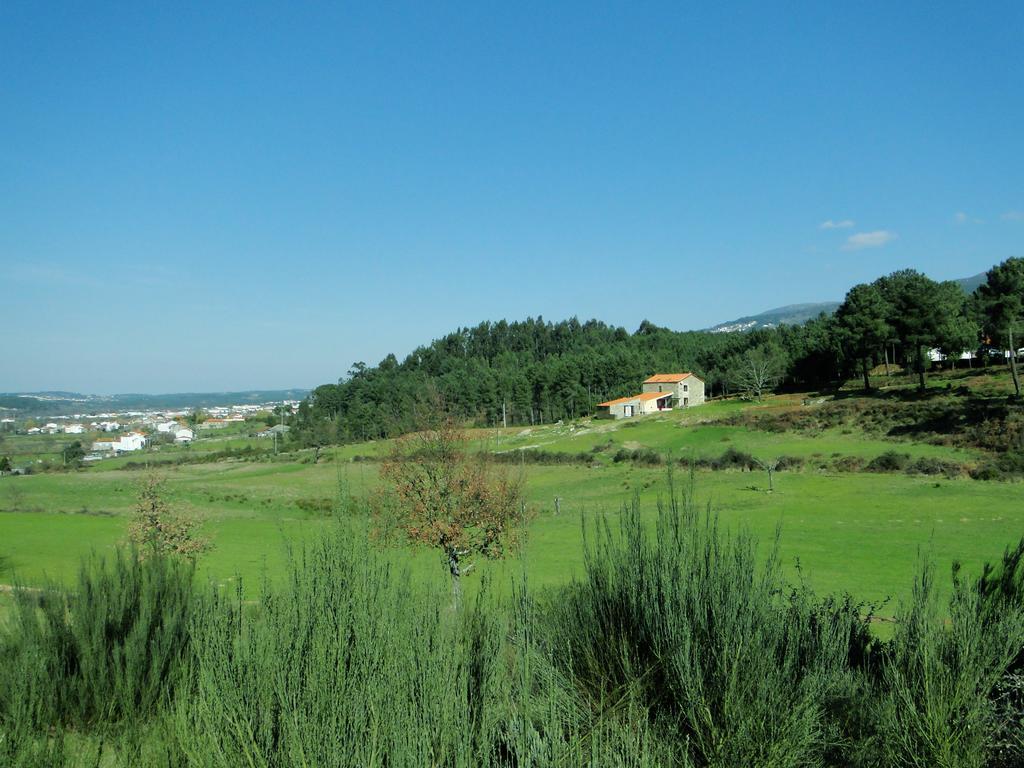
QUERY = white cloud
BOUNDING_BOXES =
[820,219,855,230]
[842,230,898,251]
[1002,211,1024,221]
[954,211,984,224]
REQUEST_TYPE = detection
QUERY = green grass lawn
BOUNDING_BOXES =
[498,419,976,463]
[2,376,1019,621]
[3,456,1022,620]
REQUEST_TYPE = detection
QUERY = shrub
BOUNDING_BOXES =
[0,549,194,731]
[865,451,912,472]
[832,455,865,473]
[491,448,589,465]
[874,561,1024,767]
[907,456,964,478]
[176,525,667,766]
[294,496,334,515]
[970,451,1024,481]
[776,455,805,471]
[611,448,663,466]
[711,447,757,470]
[971,464,1004,481]
[542,481,866,766]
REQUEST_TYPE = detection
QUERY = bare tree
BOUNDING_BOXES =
[730,346,786,401]
[753,457,780,492]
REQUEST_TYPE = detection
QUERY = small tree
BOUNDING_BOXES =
[936,312,979,371]
[375,415,528,605]
[128,474,209,560]
[753,457,780,492]
[0,456,10,473]
[63,440,86,467]
[294,417,334,463]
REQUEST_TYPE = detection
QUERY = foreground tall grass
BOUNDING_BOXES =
[3,477,1024,766]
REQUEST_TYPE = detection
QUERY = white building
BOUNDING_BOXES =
[92,432,147,454]
[928,348,977,363]
[117,432,147,452]
[174,427,195,443]
[597,391,674,419]
[64,423,86,434]
[156,420,182,433]
[92,437,117,452]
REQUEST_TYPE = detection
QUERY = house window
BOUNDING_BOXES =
[683,384,688,392]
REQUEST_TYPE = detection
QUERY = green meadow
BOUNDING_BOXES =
[3,390,1022,621]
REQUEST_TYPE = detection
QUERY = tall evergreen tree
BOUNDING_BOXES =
[976,257,1024,397]
[878,270,963,391]
[835,283,892,391]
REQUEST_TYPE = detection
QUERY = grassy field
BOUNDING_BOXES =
[3,452,1022,617]
[2,372,1022,621]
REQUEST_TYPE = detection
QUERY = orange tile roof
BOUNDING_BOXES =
[643,373,694,383]
[598,391,674,407]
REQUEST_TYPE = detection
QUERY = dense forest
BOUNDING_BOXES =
[295,259,1024,444]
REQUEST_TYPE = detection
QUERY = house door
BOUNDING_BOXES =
[683,397,689,406]
[624,405,634,418]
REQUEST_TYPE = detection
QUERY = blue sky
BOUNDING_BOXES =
[2,2,1022,393]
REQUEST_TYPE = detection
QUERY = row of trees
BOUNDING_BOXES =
[835,258,1024,395]
[292,259,1024,447]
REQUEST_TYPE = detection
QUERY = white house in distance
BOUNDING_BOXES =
[63,423,86,434]
[641,373,705,408]
[92,432,147,454]
[174,427,194,443]
[156,420,182,433]
[597,372,706,420]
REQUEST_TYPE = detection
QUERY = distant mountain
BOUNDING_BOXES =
[707,302,840,333]
[708,272,989,333]
[955,272,986,294]
[0,389,309,417]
